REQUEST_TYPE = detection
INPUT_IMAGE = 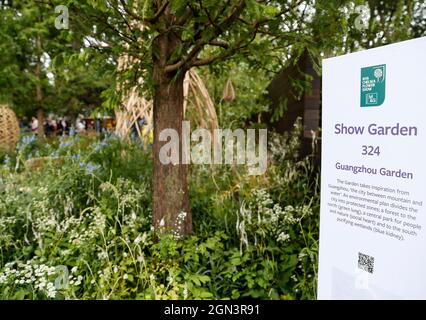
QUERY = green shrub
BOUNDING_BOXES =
[0,128,319,300]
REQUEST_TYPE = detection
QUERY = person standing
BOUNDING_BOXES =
[60,118,68,136]
[30,116,39,134]
[51,119,58,136]
[95,117,102,133]
[76,118,86,133]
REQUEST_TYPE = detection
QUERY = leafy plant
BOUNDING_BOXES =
[0,129,319,300]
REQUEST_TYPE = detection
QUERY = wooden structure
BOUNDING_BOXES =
[265,51,321,165]
[115,68,218,142]
[0,104,20,153]
[183,69,218,134]
[115,87,153,140]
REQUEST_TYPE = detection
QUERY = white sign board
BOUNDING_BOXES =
[318,36,426,299]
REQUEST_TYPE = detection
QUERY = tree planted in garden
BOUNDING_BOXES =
[64,0,320,237]
[20,0,419,237]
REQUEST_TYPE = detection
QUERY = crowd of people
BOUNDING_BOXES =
[27,116,107,136]
[30,117,70,136]
[22,115,149,141]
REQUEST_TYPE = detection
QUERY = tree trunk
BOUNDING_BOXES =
[152,64,192,237]
[35,66,45,137]
[35,36,45,138]
[36,107,45,138]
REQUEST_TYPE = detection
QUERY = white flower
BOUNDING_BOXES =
[97,251,108,260]
[277,232,290,242]
[0,275,7,284]
[134,235,142,245]
[123,274,128,280]
[177,211,187,221]
[183,285,188,300]
[71,267,78,274]
[47,289,56,298]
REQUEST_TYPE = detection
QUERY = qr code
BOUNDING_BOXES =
[358,252,374,274]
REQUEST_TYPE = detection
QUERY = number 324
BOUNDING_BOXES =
[362,145,380,156]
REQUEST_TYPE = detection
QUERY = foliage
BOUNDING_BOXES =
[0,0,423,301]
[1,0,419,118]
[0,126,319,300]
[0,1,111,118]
[198,60,270,129]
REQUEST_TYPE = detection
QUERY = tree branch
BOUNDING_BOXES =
[198,0,221,31]
[191,25,259,68]
[147,0,169,23]
[176,7,193,26]
[108,0,138,42]
[164,0,247,73]
[208,39,229,49]
[217,0,247,32]
[118,0,169,24]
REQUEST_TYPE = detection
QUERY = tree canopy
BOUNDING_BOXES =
[0,0,424,235]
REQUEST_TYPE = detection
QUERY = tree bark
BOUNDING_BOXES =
[36,107,45,137]
[152,30,192,236]
[35,36,45,138]
[35,66,45,137]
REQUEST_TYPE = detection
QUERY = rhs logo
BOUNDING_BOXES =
[360,64,386,107]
